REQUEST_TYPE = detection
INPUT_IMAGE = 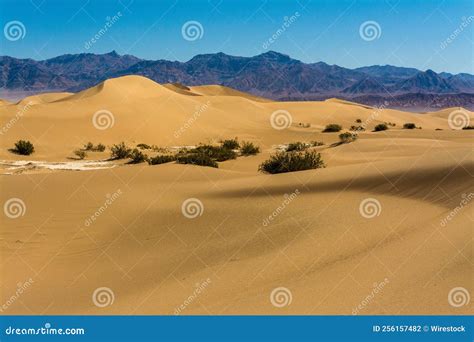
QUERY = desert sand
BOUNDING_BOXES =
[0,76,472,315]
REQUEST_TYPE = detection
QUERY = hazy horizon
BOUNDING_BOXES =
[1,0,473,74]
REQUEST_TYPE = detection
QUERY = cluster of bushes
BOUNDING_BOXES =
[11,140,35,155]
[339,132,358,143]
[83,142,106,152]
[286,142,309,152]
[73,142,106,159]
[373,123,388,132]
[322,124,342,132]
[403,123,417,129]
[259,150,325,174]
[350,125,365,131]
[145,138,261,168]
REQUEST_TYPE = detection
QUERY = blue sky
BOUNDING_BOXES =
[0,0,473,74]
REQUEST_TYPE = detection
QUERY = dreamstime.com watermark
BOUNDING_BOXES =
[84,189,122,227]
[270,109,293,130]
[174,101,210,138]
[353,101,388,132]
[440,16,474,50]
[0,278,34,312]
[263,189,300,226]
[84,12,123,49]
[181,198,204,219]
[270,287,292,308]
[448,287,470,308]
[352,278,390,315]
[262,12,300,50]
[3,20,26,41]
[181,21,204,41]
[174,278,212,314]
[4,323,85,336]
[440,193,473,227]
[0,101,33,135]
[359,21,381,41]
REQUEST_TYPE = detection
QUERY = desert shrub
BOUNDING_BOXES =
[128,148,148,164]
[240,141,260,156]
[191,144,237,162]
[258,151,325,174]
[462,126,474,130]
[403,123,416,129]
[148,154,177,165]
[137,143,151,150]
[176,152,218,168]
[373,123,388,132]
[286,142,308,152]
[74,149,87,159]
[355,119,362,123]
[110,142,132,159]
[95,143,106,152]
[83,142,94,151]
[310,141,324,146]
[435,128,443,131]
[221,138,240,150]
[350,125,366,132]
[339,132,358,143]
[84,142,106,152]
[298,122,311,128]
[12,140,34,155]
[322,124,342,132]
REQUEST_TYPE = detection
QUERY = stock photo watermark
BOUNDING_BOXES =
[263,189,300,227]
[84,189,122,227]
[84,12,123,50]
[440,193,473,227]
[262,12,300,50]
[352,278,390,315]
[174,278,212,315]
[92,287,115,308]
[0,278,34,313]
[3,20,26,41]
[181,21,204,41]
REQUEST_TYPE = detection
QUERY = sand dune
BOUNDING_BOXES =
[0,75,472,315]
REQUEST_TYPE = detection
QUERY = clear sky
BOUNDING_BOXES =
[0,0,472,74]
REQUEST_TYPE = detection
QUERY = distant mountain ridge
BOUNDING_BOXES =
[1,50,473,110]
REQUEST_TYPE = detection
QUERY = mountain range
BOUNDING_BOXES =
[1,50,473,110]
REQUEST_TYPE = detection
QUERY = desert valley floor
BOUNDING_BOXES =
[0,76,472,314]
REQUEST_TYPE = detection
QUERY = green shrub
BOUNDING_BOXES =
[310,141,324,146]
[350,125,366,132]
[286,142,308,152]
[83,142,94,151]
[110,142,132,159]
[191,144,237,162]
[84,142,106,152]
[240,141,260,156]
[403,123,416,129]
[128,148,148,164]
[137,143,151,150]
[339,132,358,143]
[74,149,87,159]
[258,151,325,174]
[148,154,177,165]
[373,123,388,132]
[12,140,34,155]
[95,143,106,152]
[176,153,218,168]
[322,124,342,132]
[221,138,240,150]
